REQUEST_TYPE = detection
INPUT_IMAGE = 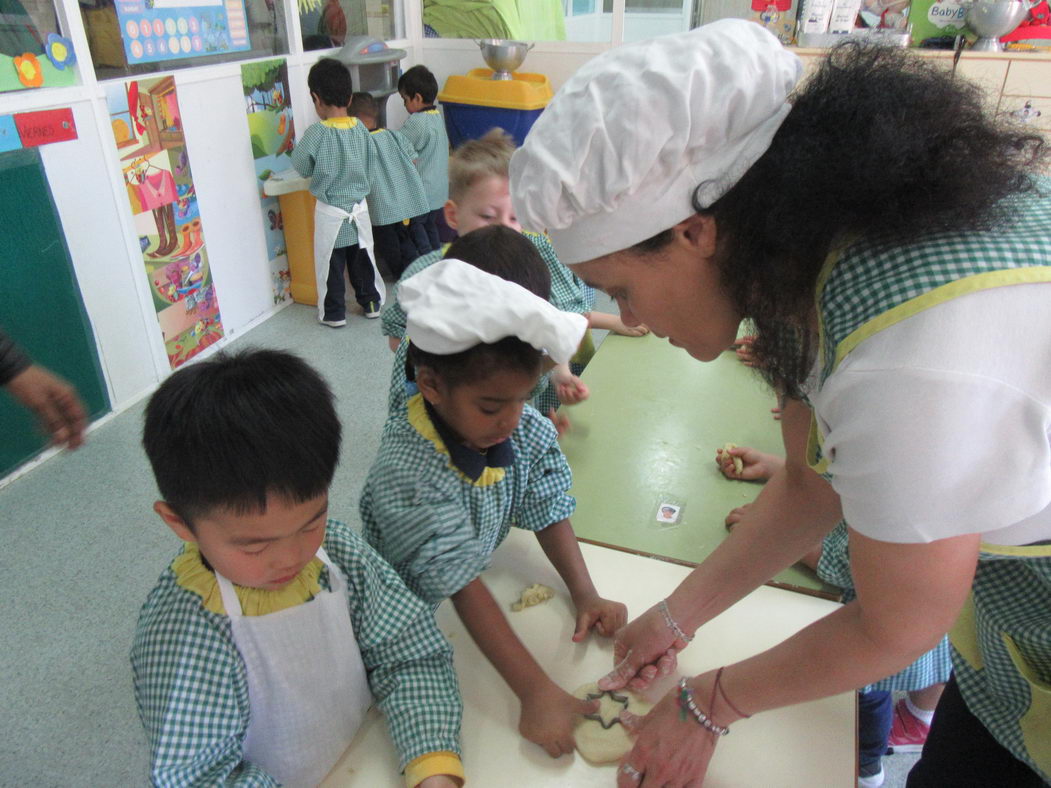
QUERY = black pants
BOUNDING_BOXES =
[373,217,430,279]
[859,690,893,776]
[421,207,444,251]
[324,244,378,320]
[907,674,1047,787]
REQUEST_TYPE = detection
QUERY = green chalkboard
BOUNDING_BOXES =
[0,147,109,476]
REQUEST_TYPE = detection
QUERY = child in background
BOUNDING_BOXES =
[381,129,647,418]
[291,58,383,324]
[716,443,950,787]
[397,65,450,251]
[360,233,628,758]
[133,349,463,788]
[349,92,432,279]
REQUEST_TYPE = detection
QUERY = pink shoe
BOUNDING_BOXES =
[888,698,931,753]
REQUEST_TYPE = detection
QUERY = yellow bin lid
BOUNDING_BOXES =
[438,69,552,111]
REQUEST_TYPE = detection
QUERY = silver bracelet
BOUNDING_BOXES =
[678,678,730,736]
[658,598,693,643]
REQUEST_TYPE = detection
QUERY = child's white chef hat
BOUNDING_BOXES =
[400,259,588,364]
[509,19,802,265]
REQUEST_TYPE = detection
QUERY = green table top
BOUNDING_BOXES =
[562,334,840,599]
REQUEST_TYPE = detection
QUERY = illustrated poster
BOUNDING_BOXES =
[106,76,224,368]
[241,59,295,304]
[114,0,249,65]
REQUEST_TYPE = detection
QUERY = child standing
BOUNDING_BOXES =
[133,349,463,787]
[291,58,383,324]
[360,236,627,758]
[396,65,450,251]
[349,91,432,279]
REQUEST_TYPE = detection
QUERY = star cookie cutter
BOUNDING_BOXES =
[582,689,630,729]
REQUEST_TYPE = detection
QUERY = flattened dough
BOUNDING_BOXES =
[511,583,555,611]
[572,682,653,765]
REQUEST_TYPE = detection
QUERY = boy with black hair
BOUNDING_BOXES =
[349,91,432,278]
[291,58,383,324]
[133,348,464,788]
[396,64,450,251]
[360,232,627,760]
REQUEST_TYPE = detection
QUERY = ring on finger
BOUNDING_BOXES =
[621,763,643,781]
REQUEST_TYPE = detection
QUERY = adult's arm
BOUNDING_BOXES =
[0,329,31,385]
[602,398,843,689]
[1,330,86,449]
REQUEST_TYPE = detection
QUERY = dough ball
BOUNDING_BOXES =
[723,443,744,475]
[572,682,653,765]
[510,583,555,611]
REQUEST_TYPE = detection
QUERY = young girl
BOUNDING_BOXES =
[360,231,627,757]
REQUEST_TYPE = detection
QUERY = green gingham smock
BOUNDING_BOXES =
[131,520,462,786]
[366,128,430,227]
[808,178,1051,779]
[397,110,449,211]
[290,118,371,248]
[359,394,576,605]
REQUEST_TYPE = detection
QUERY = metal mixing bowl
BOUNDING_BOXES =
[967,0,1031,50]
[476,39,533,80]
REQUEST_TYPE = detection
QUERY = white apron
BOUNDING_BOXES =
[215,547,373,787]
[313,199,385,321]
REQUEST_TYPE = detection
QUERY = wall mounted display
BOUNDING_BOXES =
[105,76,224,368]
[1,21,78,92]
[113,0,250,65]
[241,58,294,304]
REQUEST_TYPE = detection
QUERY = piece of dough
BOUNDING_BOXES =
[572,682,653,764]
[510,583,555,611]
[723,442,744,475]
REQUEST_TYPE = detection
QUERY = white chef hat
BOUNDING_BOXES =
[400,259,588,365]
[509,19,802,265]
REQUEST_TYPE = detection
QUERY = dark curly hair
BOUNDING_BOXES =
[637,42,1047,398]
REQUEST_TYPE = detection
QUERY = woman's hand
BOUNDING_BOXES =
[598,603,688,693]
[616,679,724,787]
[714,445,783,481]
[6,364,87,449]
[572,592,628,642]
[518,681,598,757]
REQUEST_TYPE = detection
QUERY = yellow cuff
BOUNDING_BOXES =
[404,751,464,788]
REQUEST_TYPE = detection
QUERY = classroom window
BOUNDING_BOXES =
[79,0,289,81]
[1,0,76,92]
[300,0,403,51]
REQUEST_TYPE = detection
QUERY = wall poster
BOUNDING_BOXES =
[105,76,224,368]
[114,0,250,65]
[241,58,295,304]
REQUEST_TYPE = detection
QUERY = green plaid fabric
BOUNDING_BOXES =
[131,520,462,785]
[381,248,445,339]
[524,231,596,315]
[290,119,371,248]
[816,522,952,694]
[360,396,576,605]
[813,178,1051,779]
[366,129,430,227]
[397,111,449,211]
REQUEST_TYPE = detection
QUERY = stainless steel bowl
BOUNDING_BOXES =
[967,0,1031,50]
[476,39,533,80]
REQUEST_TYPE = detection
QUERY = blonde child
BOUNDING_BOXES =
[133,349,463,787]
[360,229,627,757]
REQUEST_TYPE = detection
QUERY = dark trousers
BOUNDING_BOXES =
[372,221,424,280]
[324,244,379,320]
[408,215,433,255]
[421,207,444,251]
[859,690,893,776]
[907,674,1046,787]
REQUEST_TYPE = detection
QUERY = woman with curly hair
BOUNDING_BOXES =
[510,19,1051,788]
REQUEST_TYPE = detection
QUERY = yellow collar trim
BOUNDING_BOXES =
[322,117,358,129]
[406,393,506,487]
[173,542,324,616]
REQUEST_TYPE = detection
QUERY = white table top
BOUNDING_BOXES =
[322,530,855,787]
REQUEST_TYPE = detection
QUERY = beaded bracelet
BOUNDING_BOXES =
[658,598,693,643]
[677,678,729,736]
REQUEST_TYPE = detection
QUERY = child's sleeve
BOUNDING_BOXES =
[393,125,421,160]
[289,124,317,178]
[513,409,577,532]
[380,281,408,339]
[131,590,277,786]
[327,524,464,785]
[361,461,491,604]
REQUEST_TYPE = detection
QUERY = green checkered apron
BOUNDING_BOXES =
[806,178,1051,779]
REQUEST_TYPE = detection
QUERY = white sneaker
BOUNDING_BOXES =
[364,301,380,319]
[858,765,884,788]
[320,318,346,328]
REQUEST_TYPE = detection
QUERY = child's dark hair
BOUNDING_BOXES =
[349,91,379,123]
[407,226,551,389]
[308,58,353,108]
[398,64,438,104]
[143,348,341,525]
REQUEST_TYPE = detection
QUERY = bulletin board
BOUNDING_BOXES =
[113,0,250,65]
